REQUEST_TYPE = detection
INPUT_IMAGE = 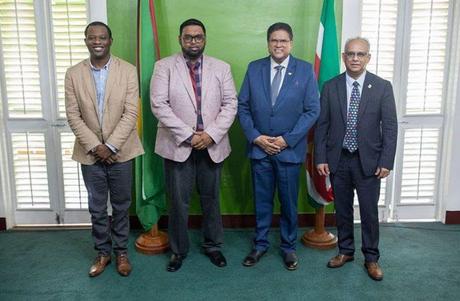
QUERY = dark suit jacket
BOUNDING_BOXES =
[314,71,398,176]
[238,55,320,164]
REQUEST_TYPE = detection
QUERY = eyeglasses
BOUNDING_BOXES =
[345,51,369,60]
[182,34,205,43]
[269,39,291,45]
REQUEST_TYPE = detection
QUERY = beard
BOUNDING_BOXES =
[182,45,205,60]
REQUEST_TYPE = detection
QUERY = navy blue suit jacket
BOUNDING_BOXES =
[314,72,398,176]
[238,55,320,164]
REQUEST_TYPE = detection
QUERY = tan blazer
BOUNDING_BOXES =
[150,54,237,163]
[65,56,144,165]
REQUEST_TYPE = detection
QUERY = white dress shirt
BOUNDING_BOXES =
[270,55,290,94]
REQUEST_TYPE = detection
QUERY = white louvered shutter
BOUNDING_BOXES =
[398,0,449,208]
[406,0,449,115]
[400,128,439,203]
[51,0,88,118]
[60,132,88,209]
[0,0,92,224]
[0,0,42,117]
[11,132,50,209]
[361,0,398,82]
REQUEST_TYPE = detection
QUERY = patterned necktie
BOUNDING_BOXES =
[271,65,284,106]
[343,81,360,152]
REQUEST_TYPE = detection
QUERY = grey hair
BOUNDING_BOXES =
[344,37,371,53]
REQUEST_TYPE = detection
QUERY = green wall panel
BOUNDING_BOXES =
[107,1,137,65]
[107,0,342,215]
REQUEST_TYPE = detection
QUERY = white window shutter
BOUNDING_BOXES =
[406,0,449,114]
[51,0,88,118]
[361,0,398,82]
[11,132,50,209]
[400,128,439,203]
[60,132,88,209]
[0,0,42,117]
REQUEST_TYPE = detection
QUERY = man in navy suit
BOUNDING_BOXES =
[314,37,398,281]
[238,22,320,270]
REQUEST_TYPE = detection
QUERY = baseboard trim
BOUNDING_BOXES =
[130,213,336,230]
[0,217,6,231]
[445,211,460,224]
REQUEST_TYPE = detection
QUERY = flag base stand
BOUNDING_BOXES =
[301,206,337,249]
[135,224,169,255]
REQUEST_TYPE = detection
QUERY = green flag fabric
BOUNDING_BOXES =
[135,0,166,231]
[306,0,340,208]
[316,0,340,90]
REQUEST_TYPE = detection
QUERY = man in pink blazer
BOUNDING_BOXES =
[65,22,144,277]
[150,19,237,272]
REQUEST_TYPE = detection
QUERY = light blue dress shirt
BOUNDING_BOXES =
[89,57,117,153]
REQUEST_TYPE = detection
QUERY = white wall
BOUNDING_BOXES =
[0,74,7,222]
[441,0,460,214]
[444,81,460,212]
[88,0,107,23]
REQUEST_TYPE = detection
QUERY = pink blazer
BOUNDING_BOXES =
[150,54,237,163]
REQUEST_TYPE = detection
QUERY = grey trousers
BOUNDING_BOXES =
[81,160,132,256]
[164,150,224,255]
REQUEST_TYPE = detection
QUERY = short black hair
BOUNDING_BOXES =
[267,22,293,41]
[179,18,206,36]
[84,21,112,39]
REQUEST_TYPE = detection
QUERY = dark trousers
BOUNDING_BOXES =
[81,160,133,256]
[330,150,380,262]
[251,156,301,253]
[164,150,224,255]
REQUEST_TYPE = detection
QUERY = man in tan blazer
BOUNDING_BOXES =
[151,18,237,272]
[65,22,143,278]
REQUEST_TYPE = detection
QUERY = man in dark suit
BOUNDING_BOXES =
[238,22,320,270]
[314,37,398,281]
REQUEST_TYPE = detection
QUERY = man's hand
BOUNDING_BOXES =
[93,144,113,162]
[375,167,390,179]
[272,136,288,151]
[191,131,214,150]
[254,135,281,155]
[104,155,118,165]
[316,163,330,176]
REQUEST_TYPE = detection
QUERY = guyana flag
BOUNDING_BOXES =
[135,0,166,231]
[305,0,340,207]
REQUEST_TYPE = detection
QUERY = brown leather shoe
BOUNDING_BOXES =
[364,261,383,281]
[116,254,132,277]
[89,254,111,277]
[327,254,354,268]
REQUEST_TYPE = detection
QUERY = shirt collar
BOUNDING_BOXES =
[89,56,112,71]
[270,55,290,70]
[346,70,366,88]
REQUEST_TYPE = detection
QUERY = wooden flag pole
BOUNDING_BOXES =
[301,206,337,249]
[135,223,169,255]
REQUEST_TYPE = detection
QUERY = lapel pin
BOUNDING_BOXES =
[368,84,372,88]
[288,72,292,76]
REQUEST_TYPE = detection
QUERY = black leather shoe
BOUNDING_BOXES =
[206,251,227,267]
[242,249,267,267]
[167,254,186,272]
[283,252,298,271]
